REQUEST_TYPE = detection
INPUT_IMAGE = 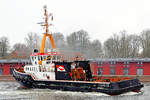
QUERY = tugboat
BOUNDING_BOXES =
[13,6,144,95]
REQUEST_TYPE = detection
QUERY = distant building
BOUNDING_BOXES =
[0,59,30,75]
[60,51,84,62]
[90,58,150,76]
[1,58,150,76]
[9,50,28,59]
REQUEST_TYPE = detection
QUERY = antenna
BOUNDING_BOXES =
[39,5,56,53]
[38,5,53,34]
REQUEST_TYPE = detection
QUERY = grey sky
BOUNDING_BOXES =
[0,0,150,46]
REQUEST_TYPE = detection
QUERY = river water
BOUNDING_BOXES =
[0,81,149,100]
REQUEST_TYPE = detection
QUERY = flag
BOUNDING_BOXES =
[56,65,65,72]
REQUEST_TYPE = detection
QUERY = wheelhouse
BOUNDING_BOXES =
[23,49,61,73]
[30,52,61,66]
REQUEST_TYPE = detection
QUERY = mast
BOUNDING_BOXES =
[40,5,56,53]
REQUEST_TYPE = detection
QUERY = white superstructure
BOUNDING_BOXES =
[23,49,60,80]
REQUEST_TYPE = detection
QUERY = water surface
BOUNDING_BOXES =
[0,81,148,100]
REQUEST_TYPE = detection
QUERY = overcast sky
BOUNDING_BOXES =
[0,0,150,46]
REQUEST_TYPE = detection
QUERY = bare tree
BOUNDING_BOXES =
[88,39,103,58]
[46,32,66,50]
[103,30,140,58]
[25,32,41,53]
[0,36,9,58]
[119,30,130,58]
[128,34,140,58]
[140,30,150,57]
[53,32,65,47]
[103,34,120,58]
[67,30,90,55]
[13,43,27,51]
[10,43,29,58]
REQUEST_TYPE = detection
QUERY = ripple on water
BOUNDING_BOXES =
[0,81,148,100]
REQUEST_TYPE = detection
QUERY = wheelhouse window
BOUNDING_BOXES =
[57,56,60,60]
[47,56,51,60]
[43,56,46,60]
[38,56,40,61]
[32,56,34,61]
[137,68,143,76]
[31,56,34,62]
[41,56,43,60]
[53,55,56,60]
